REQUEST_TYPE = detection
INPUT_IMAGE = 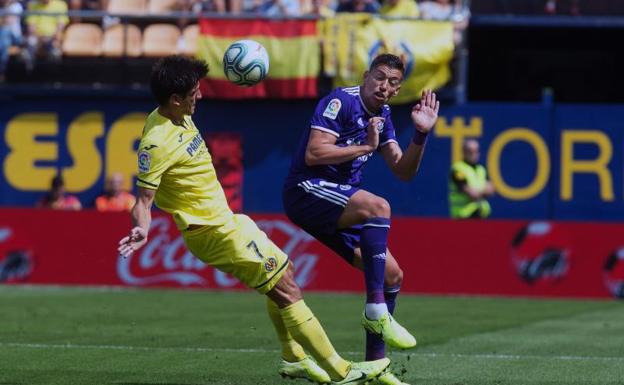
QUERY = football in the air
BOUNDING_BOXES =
[222,40,269,87]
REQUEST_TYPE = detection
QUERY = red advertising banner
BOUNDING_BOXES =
[1,208,622,299]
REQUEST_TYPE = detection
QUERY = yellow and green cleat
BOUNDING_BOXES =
[331,357,391,385]
[278,356,331,384]
[361,312,417,350]
[372,371,410,385]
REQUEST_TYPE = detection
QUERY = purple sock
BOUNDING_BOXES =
[365,285,401,360]
[362,217,390,360]
[361,217,390,302]
[384,284,401,314]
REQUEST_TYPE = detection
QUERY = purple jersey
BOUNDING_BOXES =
[285,86,398,186]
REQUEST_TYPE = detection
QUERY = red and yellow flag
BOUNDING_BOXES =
[198,18,320,99]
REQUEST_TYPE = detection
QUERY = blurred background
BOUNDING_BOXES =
[0,0,623,299]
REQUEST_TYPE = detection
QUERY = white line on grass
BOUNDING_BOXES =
[2,342,622,363]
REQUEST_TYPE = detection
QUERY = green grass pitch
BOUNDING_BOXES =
[1,285,623,385]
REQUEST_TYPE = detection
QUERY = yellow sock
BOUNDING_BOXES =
[279,300,350,381]
[266,298,307,362]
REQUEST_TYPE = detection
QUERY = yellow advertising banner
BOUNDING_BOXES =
[321,14,454,104]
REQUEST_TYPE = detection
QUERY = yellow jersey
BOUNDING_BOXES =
[136,109,233,230]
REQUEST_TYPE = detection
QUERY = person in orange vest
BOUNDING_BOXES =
[95,172,136,212]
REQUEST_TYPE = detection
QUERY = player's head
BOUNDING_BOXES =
[150,55,208,115]
[49,174,65,199]
[361,54,405,111]
[462,139,480,165]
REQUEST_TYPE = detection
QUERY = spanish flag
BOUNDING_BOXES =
[198,18,320,99]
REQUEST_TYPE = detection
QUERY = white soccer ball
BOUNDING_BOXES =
[222,40,269,87]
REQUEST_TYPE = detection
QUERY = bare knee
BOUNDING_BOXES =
[361,197,391,219]
[384,266,403,288]
[266,264,303,308]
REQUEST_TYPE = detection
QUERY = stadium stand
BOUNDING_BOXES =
[102,23,142,57]
[148,0,179,14]
[142,23,180,57]
[107,0,146,15]
[61,23,103,56]
[181,24,199,56]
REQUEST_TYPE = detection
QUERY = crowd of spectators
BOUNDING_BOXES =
[0,0,470,82]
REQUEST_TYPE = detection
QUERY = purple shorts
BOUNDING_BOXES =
[282,178,362,264]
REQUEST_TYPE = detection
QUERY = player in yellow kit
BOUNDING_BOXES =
[117,55,391,385]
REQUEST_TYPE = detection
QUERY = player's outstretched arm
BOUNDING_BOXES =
[304,117,383,166]
[381,89,440,181]
[118,187,155,258]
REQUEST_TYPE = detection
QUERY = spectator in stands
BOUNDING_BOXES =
[544,0,580,16]
[379,0,419,17]
[448,139,494,219]
[0,0,23,82]
[95,172,136,212]
[308,0,336,16]
[336,0,379,13]
[68,0,107,23]
[188,0,226,13]
[262,0,303,15]
[24,0,69,67]
[37,174,82,210]
[420,0,470,44]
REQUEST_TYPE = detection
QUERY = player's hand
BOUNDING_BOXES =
[117,226,148,258]
[411,89,440,134]
[366,116,384,150]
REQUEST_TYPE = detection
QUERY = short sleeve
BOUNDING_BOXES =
[136,141,171,190]
[310,92,349,138]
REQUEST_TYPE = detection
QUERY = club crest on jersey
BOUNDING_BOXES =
[138,150,151,173]
[323,98,341,120]
[265,257,278,272]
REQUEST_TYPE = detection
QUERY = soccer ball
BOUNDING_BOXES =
[222,40,269,87]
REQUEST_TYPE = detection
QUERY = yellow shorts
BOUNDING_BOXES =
[182,214,289,294]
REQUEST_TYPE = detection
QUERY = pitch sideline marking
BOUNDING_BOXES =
[1,342,623,363]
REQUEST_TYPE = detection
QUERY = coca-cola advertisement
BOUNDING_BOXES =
[1,208,623,299]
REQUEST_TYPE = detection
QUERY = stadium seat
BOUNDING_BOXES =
[107,0,147,14]
[62,23,103,57]
[142,24,181,57]
[181,24,199,56]
[102,24,143,57]
[148,0,179,14]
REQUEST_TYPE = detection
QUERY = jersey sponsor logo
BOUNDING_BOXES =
[186,133,204,157]
[264,257,278,272]
[322,98,341,120]
[138,150,151,173]
[357,117,365,127]
[339,184,351,191]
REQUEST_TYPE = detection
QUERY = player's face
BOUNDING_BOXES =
[181,82,202,115]
[361,64,403,110]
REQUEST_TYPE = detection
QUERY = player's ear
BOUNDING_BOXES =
[170,94,182,107]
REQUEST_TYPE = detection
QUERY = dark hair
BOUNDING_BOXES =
[51,174,64,189]
[150,55,209,106]
[369,53,405,75]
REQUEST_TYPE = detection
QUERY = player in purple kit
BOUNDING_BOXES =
[282,54,440,385]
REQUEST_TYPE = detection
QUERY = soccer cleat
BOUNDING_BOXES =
[331,358,391,385]
[361,312,417,350]
[372,371,410,385]
[278,356,331,384]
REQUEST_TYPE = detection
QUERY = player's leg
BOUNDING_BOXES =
[267,265,390,384]
[352,248,405,360]
[338,190,415,350]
